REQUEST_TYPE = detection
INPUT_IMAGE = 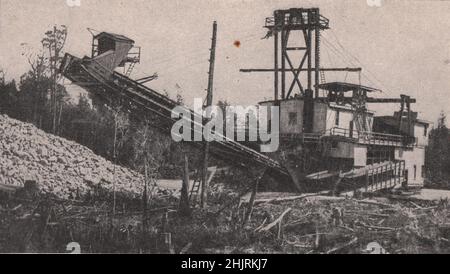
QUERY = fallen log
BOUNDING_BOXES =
[252,192,331,205]
[356,221,397,231]
[355,200,395,208]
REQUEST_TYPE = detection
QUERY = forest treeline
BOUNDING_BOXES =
[0,26,205,179]
[425,112,450,189]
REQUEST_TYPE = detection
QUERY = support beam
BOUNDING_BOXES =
[136,73,158,84]
[307,28,312,91]
[281,29,287,99]
[240,67,362,73]
[274,32,279,100]
[286,47,307,51]
[366,98,417,103]
[315,96,417,104]
[314,17,320,98]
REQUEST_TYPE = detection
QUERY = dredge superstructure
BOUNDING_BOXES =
[61,8,430,195]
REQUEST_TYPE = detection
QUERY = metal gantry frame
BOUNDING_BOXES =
[266,8,329,100]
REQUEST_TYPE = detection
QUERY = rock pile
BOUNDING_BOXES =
[0,114,144,199]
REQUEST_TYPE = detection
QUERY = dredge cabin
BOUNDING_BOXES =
[259,82,430,193]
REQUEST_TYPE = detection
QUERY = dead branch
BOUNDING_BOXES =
[409,201,423,209]
[215,185,253,216]
[326,237,358,254]
[254,218,268,232]
[180,242,193,254]
[296,232,331,239]
[355,221,397,231]
[338,225,355,232]
[257,208,292,233]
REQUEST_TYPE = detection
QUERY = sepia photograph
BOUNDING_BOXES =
[0,0,449,260]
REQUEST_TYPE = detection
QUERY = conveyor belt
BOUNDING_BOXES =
[61,54,288,176]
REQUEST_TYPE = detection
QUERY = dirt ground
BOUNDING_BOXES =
[0,182,449,254]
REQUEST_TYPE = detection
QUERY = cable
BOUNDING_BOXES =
[141,33,261,74]
[145,31,262,68]
[321,36,378,88]
[326,31,391,95]
[322,37,381,91]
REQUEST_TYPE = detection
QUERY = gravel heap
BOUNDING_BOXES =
[0,114,144,199]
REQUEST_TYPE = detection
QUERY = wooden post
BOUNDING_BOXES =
[179,154,191,216]
[201,21,217,208]
[365,171,369,192]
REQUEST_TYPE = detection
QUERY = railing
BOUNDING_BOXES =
[279,132,322,142]
[337,160,407,194]
[91,44,141,64]
[265,12,329,29]
[363,160,406,193]
[126,46,141,63]
[326,127,416,147]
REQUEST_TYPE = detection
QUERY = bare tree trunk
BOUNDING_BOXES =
[52,25,58,134]
[112,115,118,216]
[142,156,148,233]
[57,101,63,135]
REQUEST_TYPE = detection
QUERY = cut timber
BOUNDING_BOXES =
[257,192,330,204]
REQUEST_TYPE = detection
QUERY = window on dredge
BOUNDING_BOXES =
[289,112,298,126]
[335,110,340,126]
[331,140,339,149]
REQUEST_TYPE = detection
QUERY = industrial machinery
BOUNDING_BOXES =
[61,8,430,195]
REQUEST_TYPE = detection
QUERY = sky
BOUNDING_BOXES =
[1,0,450,126]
